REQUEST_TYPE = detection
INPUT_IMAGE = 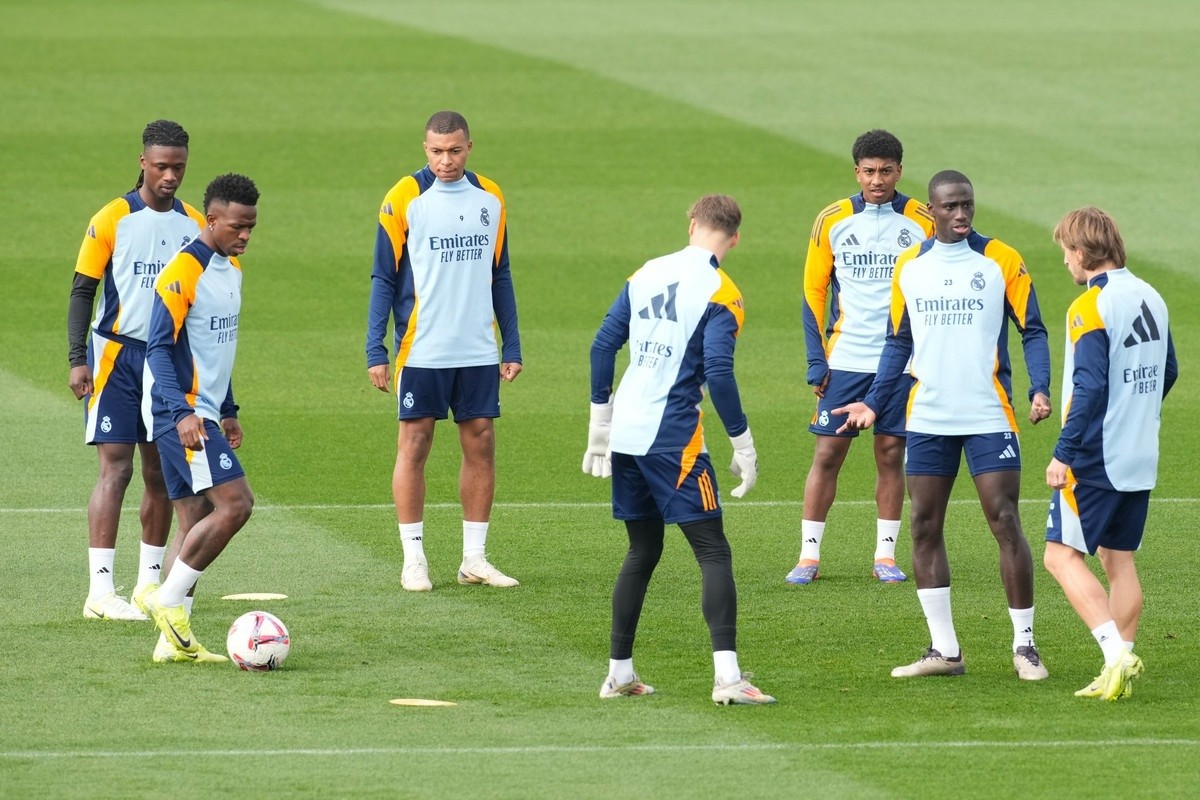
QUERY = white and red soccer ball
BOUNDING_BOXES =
[227,611,291,671]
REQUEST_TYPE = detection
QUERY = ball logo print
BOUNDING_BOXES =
[403,392,415,409]
[100,416,112,433]
[219,453,233,470]
[227,611,291,671]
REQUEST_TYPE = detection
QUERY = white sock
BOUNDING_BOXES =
[183,595,195,615]
[1009,606,1035,650]
[917,587,959,658]
[608,658,634,684]
[1124,640,1136,652]
[158,560,204,608]
[713,650,741,685]
[874,519,901,561]
[1092,620,1125,667]
[463,520,488,563]
[398,522,426,564]
[88,547,116,598]
[138,543,166,587]
[798,519,825,562]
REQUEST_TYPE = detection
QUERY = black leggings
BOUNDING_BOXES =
[610,516,737,659]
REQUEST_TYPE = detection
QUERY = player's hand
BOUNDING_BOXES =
[807,364,830,397]
[832,402,875,434]
[729,428,758,498]
[500,362,523,383]
[177,414,207,451]
[221,417,243,449]
[368,364,391,393]
[1029,392,1052,425]
[68,365,93,400]
[582,401,613,478]
[1045,457,1069,490]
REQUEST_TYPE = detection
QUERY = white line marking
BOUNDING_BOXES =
[2,739,1197,760]
[3,498,1197,514]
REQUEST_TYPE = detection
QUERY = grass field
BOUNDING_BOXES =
[1,1,1197,798]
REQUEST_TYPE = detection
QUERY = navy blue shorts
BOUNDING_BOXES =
[611,450,722,525]
[84,332,150,444]
[1046,483,1149,555]
[156,419,246,500]
[810,369,909,438]
[396,365,500,422]
[905,431,1020,477]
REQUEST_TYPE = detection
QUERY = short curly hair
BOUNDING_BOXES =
[851,130,903,165]
[203,173,259,211]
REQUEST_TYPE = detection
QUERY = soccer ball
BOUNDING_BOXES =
[226,611,291,671]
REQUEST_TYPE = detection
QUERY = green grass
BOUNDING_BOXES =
[1,1,1197,798]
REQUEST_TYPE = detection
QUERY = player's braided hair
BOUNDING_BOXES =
[203,173,260,211]
[132,119,190,191]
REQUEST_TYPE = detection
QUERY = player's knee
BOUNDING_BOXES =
[219,488,255,528]
[97,458,135,490]
[1042,544,1067,576]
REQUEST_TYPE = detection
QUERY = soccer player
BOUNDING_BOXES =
[834,171,1053,681]
[788,130,935,585]
[1042,207,1177,700]
[585,195,775,705]
[67,120,204,621]
[141,173,260,663]
[366,111,522,592]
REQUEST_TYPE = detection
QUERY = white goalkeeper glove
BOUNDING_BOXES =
[728,428,758,498]
[582,401,613,478]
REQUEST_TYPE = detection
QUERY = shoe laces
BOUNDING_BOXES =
[1016,645,1041,666]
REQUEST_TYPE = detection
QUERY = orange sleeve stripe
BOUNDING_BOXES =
[476,176,507,268]
[803,200,853,329]
[156,254,203,339]
[1066,288,1105,345]
[902,199,936,237]
[74,198,128,279]
[711,270,745,334]
[183,202,206,230]
[890,250,917,331]
[984,239,1034,322]
[380,176,420,268]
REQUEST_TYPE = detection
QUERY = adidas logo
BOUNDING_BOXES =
[840,234,861,247]
[637,282,678,321]
[998,444,1017,460]
[1020,627,1033,634]
[95,567,110,574]
[804,537,818,544]
[882,537,895,543]
[1123,301,1161,348]
[165,280,182,294]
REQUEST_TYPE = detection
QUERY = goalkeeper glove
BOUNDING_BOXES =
[728,428,758,498]
[582,401,613,478]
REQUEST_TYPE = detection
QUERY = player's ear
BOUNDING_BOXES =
[729,231,741,249]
